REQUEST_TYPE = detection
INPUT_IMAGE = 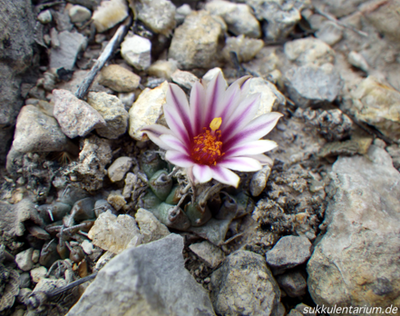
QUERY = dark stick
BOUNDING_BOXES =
[75,18,132,99]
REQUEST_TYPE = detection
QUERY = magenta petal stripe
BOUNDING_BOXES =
[221,94,260,138]
[189,81,206,135]
[165,150,194,168]
[224,112,283,148]
[204,72,226,125]
[167,84,193,137]
[159,134,190,155]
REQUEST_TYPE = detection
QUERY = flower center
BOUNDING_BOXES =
[191,117,224,165]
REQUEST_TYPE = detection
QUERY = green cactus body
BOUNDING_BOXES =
[184,201,212,227]
[139,191,162,210]
[149,170,173,201]
[152,202,191,230]
[140,151,166,179]
[165,186,181,205]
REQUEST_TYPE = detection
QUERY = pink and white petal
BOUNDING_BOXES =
[159,134,190,155]
[225,112,283,148]
[141,124,173,150]
[225,140,278,157]
[218,156,262,172]
[165,150,195,168]
[221,94,260,137]
[166,84,193,137]
[213,77,247,121]
[164,107,191,145]
[189,81,206,135]
[192,164,213,183]
[209,166,240,188]
[204,71,228,124]
[250,154,274,166]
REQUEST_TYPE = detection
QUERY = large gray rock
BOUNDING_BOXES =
[87,91,129,139]
[307,146,400,311]
[210,250,281,316]
[0,0,37,163]
[12,105,68,153]
[285,63,341,107]
[168,10,223,69]
[67,234,215,316]
[53,89,106,138]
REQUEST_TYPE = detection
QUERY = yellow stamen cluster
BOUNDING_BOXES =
[191,117,224,165]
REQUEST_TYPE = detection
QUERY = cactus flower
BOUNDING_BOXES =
[142,72,282,188]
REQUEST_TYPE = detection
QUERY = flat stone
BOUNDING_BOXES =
[107,156,133,182]
[30,266,47,283]
[67,234,215,316]
[135,208,170,244]
[285,63,341,107]
[275,271,307,298]
[88,211,142,254]
[284,37,335,66]
[92,0,128,33]
[136,0,176,35]
[69,5,92,23]
[87,91,129,139]
[205,0,261,38]
[189,241,225,269]
[266,235,312,271]
[53,89,106,138]
[121,34,151,70]
[128,80,168,141]
[351,76,400,141]
[15,248,34,271]
[148,60,178,80]
[211,250,281,316]
[171,69,198,90]
[49,31,87,70]
[99,64,141,92]
[315,21,343,46]
[12,105,68,153]
[222,35,263,63]
[168,10,223,69]
[307,145,400,309]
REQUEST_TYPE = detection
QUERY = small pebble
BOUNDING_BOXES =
[37,10,52,24]
[31,249,40,264]
[69,5,92,24]
[15,248,34,272]
[30,266,48,283]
